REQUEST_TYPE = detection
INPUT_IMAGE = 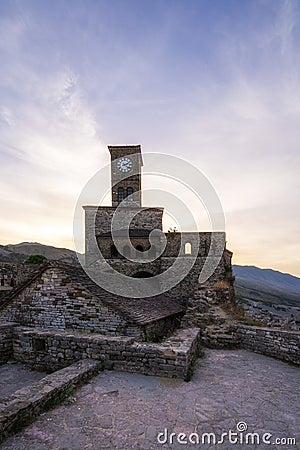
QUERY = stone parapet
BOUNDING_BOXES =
[0,359,102,444]
[12,326,201,379]
[235,325,300,365]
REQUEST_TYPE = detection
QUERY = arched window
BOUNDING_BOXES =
[117,187,124,202]
[126,187,133,200]
[111,245,119,258]
[185,242,192,255]
[123,245,130,258]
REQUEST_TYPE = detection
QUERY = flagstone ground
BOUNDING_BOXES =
[0,349,299,450]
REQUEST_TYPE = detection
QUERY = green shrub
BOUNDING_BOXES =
[24,254,47,265]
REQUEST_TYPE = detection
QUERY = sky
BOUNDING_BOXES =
[0,0,299,276]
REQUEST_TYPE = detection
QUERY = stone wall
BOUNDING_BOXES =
[89,248,233,304]
[97,235,163,259]
[0,359,102,444]
[84,206,164,265]
[235,325,300,365]
[85,206,164,235]
[0,263,42,287]
[163,232,226,258]
[0,267,141,336]
[0,266,184,342]
[12,326,201,379]
[0,322,15,363]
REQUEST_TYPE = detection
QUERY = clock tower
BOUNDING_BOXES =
[108,145,143,207]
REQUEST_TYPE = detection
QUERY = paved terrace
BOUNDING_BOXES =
[0,363,46,399]
[0,349,299,450]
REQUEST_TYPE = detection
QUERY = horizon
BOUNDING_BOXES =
[1,0,299,276]
[2,240,299,279]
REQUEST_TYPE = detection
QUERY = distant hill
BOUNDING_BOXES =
[1,243,299,308]
[0,242,78,264]
[233,265,300,308]
[233,265,300,294]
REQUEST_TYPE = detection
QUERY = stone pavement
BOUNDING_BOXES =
[0,363,46,400]
[0,349,299,450]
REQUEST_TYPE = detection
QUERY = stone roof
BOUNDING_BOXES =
[0,261,185,326]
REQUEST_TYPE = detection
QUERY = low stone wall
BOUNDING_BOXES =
[0,359,102,444]
[235,325,300,365]
[113,328,201,380]
[13,326,201,379]
[0,323,15,364]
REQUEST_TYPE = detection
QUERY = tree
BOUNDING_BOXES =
[23,254,47,265]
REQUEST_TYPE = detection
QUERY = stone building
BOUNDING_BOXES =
[0,145,233,341]
[84,145,233,302]
[0,261,184,341]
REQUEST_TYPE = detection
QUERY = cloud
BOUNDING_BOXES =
[0,10,106,247]
[0,0,299,276]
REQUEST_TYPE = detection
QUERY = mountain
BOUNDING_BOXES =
[0,242,78,264]
[233,265,300,308]
[233,265,300,294]
[1,243,299,307]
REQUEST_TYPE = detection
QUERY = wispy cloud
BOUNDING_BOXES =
[0,0,299,275]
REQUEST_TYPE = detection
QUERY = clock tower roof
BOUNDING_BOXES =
[108,145,143,166]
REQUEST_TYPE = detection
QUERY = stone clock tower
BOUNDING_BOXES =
[108,145,143,207]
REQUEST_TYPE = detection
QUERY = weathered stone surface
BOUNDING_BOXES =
[0,323,17,363]
[0,359,102,444]
[235,325,300,365]
[12,326,201,379]
[0,364,46,400]
[1,349,299,450]
[0,264,185,341]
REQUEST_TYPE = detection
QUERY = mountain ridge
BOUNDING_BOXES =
[0,242,299,301]
[233,265,300,294]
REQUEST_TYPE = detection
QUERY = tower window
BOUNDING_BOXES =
[185,242,192,255]
[117,187,124,202]
[126,187,133,199]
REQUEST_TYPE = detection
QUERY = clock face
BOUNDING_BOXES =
[117,157,132,173]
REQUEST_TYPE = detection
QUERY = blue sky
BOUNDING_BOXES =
[0,0,299,275]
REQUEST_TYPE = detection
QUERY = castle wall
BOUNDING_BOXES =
[85,206,164,235]
[0,263,40,288]
[0,322,15,363]
[97,236,162,259]
[163,232,225,257]
[0,267,183,342]
[12,326,201,379]
[0,268,137,336]
[84,206,164,265]
[87,247,233,303]
[235,325,300,365]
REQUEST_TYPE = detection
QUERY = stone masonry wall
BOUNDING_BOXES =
[0,268,141,337]
[0,359,102,444]
[163,232,226,258]
[0,322,15,363]
[0,263,41,287]
[235,325,300,365]
[85,206,163,235]
[12,326,201,379]
[84,206,164,264]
